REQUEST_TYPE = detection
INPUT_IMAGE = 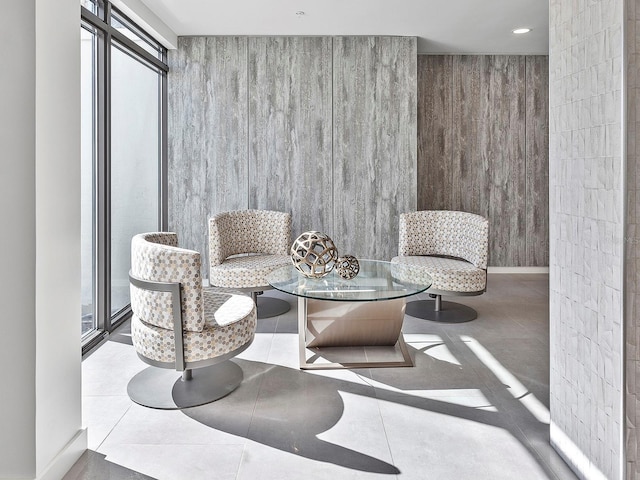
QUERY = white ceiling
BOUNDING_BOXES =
[139,0,549,54]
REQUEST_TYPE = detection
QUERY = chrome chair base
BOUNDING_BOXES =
[127,360,243,410]
[405,299,477,323]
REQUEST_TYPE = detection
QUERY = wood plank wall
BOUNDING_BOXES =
[248,37,334,242]
[525,57,550,266]
[417,55,549,266]
[168,36,417,270]
[168,37,249,265]
[333,37,417,260]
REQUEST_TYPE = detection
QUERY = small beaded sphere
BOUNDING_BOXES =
[336,255,360,280]
[290,231,338,278]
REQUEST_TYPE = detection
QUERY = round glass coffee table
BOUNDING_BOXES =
[267,260,432,369]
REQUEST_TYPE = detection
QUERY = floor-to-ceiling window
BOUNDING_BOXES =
[80,22,98,338]
[81,0,168,352]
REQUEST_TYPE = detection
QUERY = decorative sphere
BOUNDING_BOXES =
[290,231,339,278]
[336,255,360,279]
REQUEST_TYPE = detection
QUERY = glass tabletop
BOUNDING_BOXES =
[266,259,432,302]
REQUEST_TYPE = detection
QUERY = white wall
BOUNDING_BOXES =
[34,0,85,476]
[548,0,624,478]
[0,1,37,476]
[0,0,85,478]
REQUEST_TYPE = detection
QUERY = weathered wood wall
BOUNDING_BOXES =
[169,46,547,268]
[525,56,549,266]
[417,55,549,266]
[333,37,417,260]
[168,36,417,268]
[248,37,333,242]
[168,37,248,266]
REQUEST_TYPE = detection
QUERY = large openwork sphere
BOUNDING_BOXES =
[336,255,360,280]
[290,231,338,278]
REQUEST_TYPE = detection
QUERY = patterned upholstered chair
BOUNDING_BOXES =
[128,232,257,409]
[391,211,489,322]
[209,210,292,318]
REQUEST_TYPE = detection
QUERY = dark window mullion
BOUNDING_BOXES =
[110,29,167,73]
[81,6,107,31]
[110,36,167,74]
[97,13,111,333]
[160,71,168,231]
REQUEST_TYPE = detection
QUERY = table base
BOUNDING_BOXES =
[298,297,413,370]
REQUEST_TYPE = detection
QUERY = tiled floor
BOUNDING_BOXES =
[64,274,577,480]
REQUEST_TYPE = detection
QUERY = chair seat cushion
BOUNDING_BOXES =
[209,254,291,289]
[131,289,256,364]
[391,255,486,293]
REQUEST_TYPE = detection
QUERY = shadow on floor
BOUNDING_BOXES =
[183,359,400,474]
[64,450,156,480]
[182,351,561,478]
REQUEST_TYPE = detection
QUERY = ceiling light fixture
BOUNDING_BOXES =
[296,11,305,16]
[512,28,531,34]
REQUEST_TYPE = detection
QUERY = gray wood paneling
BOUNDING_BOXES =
[169,35,418,266]
[485,56,526,266]
[452,56,489,218]
[417,56,452,211]
[526,56,550,266]
[333,37,417,260]
[168,37,248,264]
[248,37,333,240]
[417,54,548,266]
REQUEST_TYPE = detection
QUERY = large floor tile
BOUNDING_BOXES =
[376,391,553,480]
[451,335,551,404]
[62,450,154,480]
[435,305,536,341]
[99,444,244,480]
[308,366,376,386]
[485,274,549,305]
[236,332,274,361]
[69,273,577,480]
[237,440,398,480]
[266,332,300,368]
[82,342,146,396]
[359,339,486,393]
[99,401,248,447]
[180,359,269,439]
[83,395,132,450]
[244,361,397,474]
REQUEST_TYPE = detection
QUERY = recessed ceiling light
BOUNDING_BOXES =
[512,28,531,34]
[296,11,305,16]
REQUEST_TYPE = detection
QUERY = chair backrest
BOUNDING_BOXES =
[130,232,205,333]
[398,210,489,269]
[208,210,292,266]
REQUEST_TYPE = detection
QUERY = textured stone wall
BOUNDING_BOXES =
[626,0,640,477]
[549,0,624,478]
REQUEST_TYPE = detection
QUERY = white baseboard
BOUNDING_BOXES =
[487,266,549,274]
[37,428,87,480]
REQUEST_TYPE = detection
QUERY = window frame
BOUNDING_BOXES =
[81,1,168,354]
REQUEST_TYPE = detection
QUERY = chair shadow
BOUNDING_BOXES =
[182,359,400,474]
[182,338,564,479]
